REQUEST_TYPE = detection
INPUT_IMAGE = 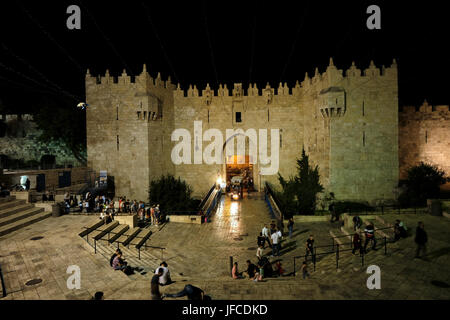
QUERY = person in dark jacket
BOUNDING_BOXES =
[329,203,336,222]
[415,221,428,258]
[288,217,294,238]
[257,232,265,248]
[394,219,407,241]
[352,215,362,231]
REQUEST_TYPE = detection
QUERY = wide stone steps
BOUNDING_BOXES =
[0,210,52,237]
[316,221,407,275]
[0,199,26,211]
[0,203,34,219]
[80,221,164,275]
[93,238,161,273]
[0,206,45,228]
[0,196,53,238]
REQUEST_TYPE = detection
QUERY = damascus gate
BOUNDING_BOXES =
[85,58,402,204]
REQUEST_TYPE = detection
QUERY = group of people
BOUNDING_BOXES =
[257,220,287,257]
[56,191,164,225]
[231,219,296,282]
[350,216,428,259]
[231,258,285,282]
[150,262,209,300]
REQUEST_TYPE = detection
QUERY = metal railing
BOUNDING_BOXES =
[293,226,394,275]
[339,205,428,216]
[82,226,166,260]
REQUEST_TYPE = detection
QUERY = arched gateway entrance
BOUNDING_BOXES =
[221,133,260,192]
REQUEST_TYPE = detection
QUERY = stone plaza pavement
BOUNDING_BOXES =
[1,193,450,300]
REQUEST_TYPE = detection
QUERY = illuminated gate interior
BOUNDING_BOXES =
[225,155,254,189]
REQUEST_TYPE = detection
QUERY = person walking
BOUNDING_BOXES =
[305,235,314,260]
[300,261,310,279]
[256,244,264,261]
[415,221,428,259]
[363,222,377,253]
[352,232,362,254]
[151,269,164,300]
[271,228,281,257]
[329,202,336,222]
[257,232,265,248]
[352,215,362,231]
[261,224,271,248]
[150,206,155,225]
[288,217,294,238]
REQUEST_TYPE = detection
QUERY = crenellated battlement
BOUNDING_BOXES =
[401,101,450,114]
[85,64,174,90]
[172,81,299,98]
[171,58,397,99]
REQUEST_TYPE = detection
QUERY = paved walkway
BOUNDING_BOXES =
[1,194,450,300]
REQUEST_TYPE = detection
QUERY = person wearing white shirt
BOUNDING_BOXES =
[155,262,171,285]
[262,224,271,248]
[271,229,280,256]
[256,245,264,261]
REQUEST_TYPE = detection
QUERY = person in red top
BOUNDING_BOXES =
[352,232,362,254]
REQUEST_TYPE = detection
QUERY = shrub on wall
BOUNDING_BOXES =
[399,162,449,207]
[148,174,199,213]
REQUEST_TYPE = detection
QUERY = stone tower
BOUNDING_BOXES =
[85,65,175,201]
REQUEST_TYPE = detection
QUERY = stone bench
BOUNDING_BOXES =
[134,230,153,250]
[92,221,120,241]
[78,219,107,237]
[108,224,129,244]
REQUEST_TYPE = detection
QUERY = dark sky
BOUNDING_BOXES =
[0,0,449,113]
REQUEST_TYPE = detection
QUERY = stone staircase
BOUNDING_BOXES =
[79,220,166,279]
[0,196,52,237]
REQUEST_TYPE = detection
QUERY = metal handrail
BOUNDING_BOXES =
[82,225,166,260]
[331,226,394,239]
[293,234,390,275]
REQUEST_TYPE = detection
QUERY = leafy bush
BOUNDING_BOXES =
[148,174,199,213]
[399,162,449,207]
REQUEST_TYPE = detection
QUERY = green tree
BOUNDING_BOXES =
[33,97,86,164]
[149,174,199,213]
[400,162,448,207]
[277,148,324,215]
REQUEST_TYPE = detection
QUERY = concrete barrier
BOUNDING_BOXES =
[10,191,32,203]
[114,214,138,228]
[34,202,58,212]
[167,215,203,224]
[283,215,331,224]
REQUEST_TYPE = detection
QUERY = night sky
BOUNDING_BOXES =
[0,0,449,113]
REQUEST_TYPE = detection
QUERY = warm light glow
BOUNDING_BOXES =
[232,194,239,200]
[216,177,223,185]
[230,201,239,215]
